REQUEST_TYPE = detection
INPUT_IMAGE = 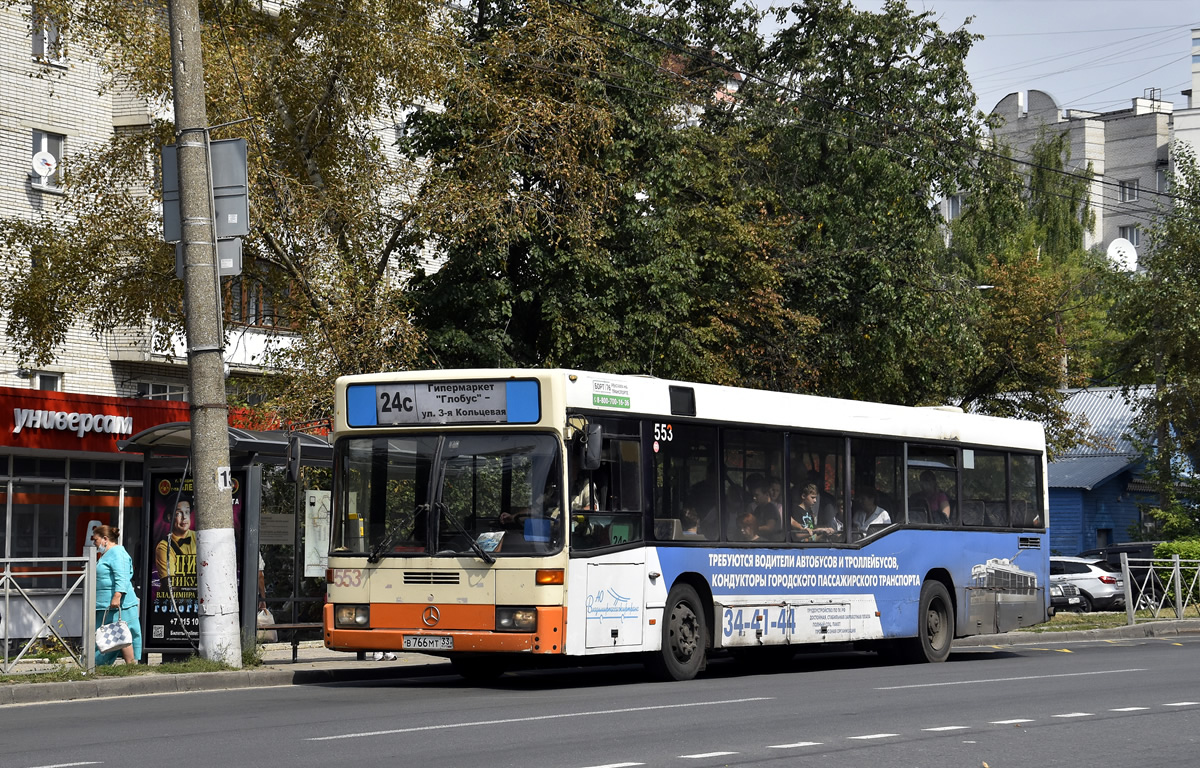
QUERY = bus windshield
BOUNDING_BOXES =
[332,433,563,558]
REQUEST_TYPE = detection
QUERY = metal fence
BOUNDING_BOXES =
[1120,553,1200,625]
[1,549,97,674]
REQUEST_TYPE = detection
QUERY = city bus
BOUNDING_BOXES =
[323,369,1049,680]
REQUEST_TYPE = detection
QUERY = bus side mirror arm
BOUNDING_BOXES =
[582,424,602,471]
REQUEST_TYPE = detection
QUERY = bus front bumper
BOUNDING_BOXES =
[323,603,564,654]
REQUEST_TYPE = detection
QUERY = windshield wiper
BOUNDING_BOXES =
[367,504,426,563]
[436,501,495,565]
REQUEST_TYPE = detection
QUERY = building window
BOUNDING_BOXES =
[31,130,64,189]
[945,194,962,221]
[1118,225,1141,247]
[136,382,187,401]
[34,372,60,391]
[225,273,291,329]
[31,6,62,63]
[1118,179,1139,203]
[1157,169,1169,194]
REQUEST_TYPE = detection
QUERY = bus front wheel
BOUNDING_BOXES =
[647,584,707,681]
[905,580,953,664]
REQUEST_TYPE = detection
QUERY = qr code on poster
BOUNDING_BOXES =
[152,625,164,639]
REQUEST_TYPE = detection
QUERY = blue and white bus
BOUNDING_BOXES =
[324,369,1049,680]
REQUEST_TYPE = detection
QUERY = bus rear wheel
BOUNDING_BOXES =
[904,580,953,663]
[647,584,707,681]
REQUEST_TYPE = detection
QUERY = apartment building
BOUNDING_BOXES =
[0,4,292,639]
[980,27,1200,257]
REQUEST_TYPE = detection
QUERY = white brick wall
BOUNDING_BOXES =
[0,5,187,398]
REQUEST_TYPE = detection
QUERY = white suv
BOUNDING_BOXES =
[1049,556,1125,612]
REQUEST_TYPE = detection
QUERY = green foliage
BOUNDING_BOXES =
[1109,145,1200,526]
[945,132,1113,457]
[0,0,1109,451]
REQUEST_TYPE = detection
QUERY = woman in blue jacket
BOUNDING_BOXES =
[92,525,142,665]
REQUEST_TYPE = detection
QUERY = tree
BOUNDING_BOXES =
[945,131,1115,457]
[0,0,450,421]
[1110,144,1200,536]
[407,0,818,388]
[737,0,986,404]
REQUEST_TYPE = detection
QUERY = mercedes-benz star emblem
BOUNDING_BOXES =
[421,606,441,626]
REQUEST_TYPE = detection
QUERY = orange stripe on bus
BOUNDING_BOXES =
[323,605,566,655]
[371,603,496,630]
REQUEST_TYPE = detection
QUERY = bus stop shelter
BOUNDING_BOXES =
[119,423,331,656]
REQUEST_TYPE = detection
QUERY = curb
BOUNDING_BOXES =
[5,621,1199,706]
[953,619,1200,647]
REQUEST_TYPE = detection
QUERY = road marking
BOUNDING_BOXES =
[877,668,1147,690]
[1053,712,1093,718]
[1164,702,1198,706]
[848,733,899,740]
[767,742,823,749]
[307,697,774,741]
[1110,707,1149,712]
[680,753,736,759]
[923,726,970,731]
[26,764,102,768]
[991,719,1034,725]
[581,763,644,768]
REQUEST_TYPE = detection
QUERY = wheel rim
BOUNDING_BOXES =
[668,601,700,663]
[926,597,949,651]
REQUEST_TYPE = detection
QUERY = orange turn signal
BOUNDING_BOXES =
[535,568,565,585]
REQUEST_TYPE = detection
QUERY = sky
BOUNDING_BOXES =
[794,1,1200,115]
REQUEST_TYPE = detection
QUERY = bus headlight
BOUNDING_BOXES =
[335,605,370,627]
[496,607,537,632]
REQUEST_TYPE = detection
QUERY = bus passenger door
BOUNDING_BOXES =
[584,560,645,648]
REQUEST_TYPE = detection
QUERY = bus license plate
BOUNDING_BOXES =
[403,635,453,650]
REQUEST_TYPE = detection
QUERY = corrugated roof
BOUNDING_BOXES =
[1048,455,1138,490]
[1057,386,1151,458]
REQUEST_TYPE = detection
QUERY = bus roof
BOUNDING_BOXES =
[334,368,1045,452]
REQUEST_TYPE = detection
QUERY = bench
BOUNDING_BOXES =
[265,622,323,662]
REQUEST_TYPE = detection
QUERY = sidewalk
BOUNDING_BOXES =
[4,620,1199,707]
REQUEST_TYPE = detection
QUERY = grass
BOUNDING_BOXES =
[0,646,264,685]
[1019,604,1200,633]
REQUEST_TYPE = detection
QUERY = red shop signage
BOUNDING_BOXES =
[1,386,191,453]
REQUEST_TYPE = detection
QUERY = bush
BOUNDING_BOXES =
[1153,539,1200,603]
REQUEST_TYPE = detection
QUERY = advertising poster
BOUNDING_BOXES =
[146,471,244,649]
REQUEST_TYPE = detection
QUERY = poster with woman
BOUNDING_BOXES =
[147,472,244,648]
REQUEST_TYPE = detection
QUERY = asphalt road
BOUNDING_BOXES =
[3,636,1199,768]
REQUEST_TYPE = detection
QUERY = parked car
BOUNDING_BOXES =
[1049,556,1125,612]
[1050,581,1084,614]
[1078,542,1166,608]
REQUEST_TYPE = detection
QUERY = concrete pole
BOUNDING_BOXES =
[166,0,242,666]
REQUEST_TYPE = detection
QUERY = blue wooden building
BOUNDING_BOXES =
[1047,386,1157,556]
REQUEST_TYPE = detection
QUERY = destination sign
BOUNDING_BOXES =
[346,380,540,427]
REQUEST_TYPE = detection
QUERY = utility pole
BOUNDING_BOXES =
[167,0,242,666]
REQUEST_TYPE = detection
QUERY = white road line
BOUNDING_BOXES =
[1052,712,1093,718]
[876,668,1147,691]
[767,742,823,749]
[848,733,899,740]
[1165,702,1199,706]
[991,719,1034,725]
[581,763,644,768]
[1110,707,1149,712]
[923,726,970,732]
[679,752,737,759]
[306,697,774,741]
[26,763,102,768]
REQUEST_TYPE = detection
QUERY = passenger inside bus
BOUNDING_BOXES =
[851,487,892,539]
[733,510,761,542]
[912,470,951,524]
[749,476,784,539]
[679,503,704,538]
